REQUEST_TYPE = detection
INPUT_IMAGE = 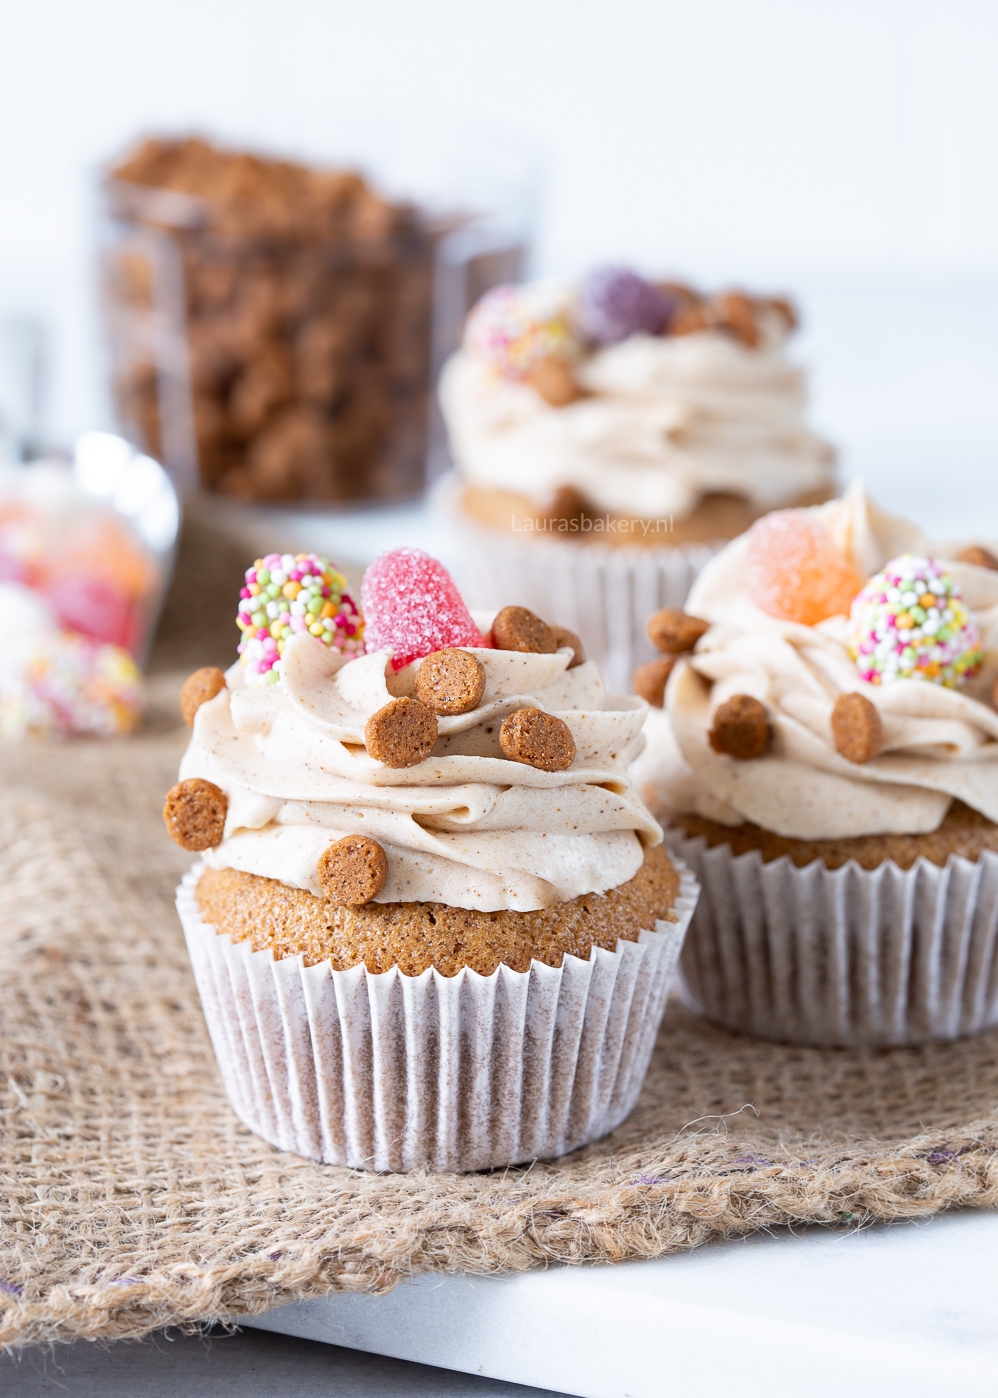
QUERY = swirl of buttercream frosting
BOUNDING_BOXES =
[439,313,835,522]
[180,631,662,911]
[631,482,998,840]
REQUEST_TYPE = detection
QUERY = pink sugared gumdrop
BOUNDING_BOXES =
[746,510,863,627]
[361,548,487,670]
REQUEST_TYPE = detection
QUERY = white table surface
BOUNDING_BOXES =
[245,1210,998,1398]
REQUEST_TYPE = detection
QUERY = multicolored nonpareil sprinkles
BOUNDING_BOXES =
[236,553,364,685]
[463,283,575,381]
[0,632,143,737]
[849,555,982,687]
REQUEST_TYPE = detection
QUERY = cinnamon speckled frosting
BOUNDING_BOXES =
[440,314,835,521]
[180,631,661,911]
[632,484,998,840]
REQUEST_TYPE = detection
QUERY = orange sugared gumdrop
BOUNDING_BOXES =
[746,511,863,626]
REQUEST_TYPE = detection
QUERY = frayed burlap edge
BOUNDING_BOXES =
[1,694,997,1349]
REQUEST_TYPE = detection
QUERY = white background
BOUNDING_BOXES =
[2,0,997,533]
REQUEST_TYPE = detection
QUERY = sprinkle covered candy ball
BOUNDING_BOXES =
[849,555,982,687]
[237,553,363,686]
[464,283,574,381]
[0,633,142,738]
[575,266,673,345]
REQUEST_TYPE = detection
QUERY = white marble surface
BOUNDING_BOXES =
[246,1209,998,1398]
[1,1325,558,1397]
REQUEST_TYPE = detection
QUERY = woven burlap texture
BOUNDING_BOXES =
[2,676,998,1350]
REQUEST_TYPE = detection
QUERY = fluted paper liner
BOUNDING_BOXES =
[177,862,699,1172]
[433,474,716,695]
[665,830,998,1048]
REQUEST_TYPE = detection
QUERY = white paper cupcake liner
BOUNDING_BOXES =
[177,861,699,1172]
[664,830,998,1048]
[432,474,717,695]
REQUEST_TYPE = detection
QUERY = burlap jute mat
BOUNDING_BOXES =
[2,671,998,1349]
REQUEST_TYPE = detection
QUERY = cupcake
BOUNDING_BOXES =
[167,548,698,1171]
[631,481,998,1047]
[436,268,836,693]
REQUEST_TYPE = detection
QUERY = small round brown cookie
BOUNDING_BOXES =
[831,692,883,765]
[179,666,226,727]
[632,655,677,708]
[669,301,711,336]
[546,484,589,525]
[499,707,576,771]
[413,648,486,716]
[163,778,228,850]
[646,608,710,654]
[957,544,998,572]
[525,356,583,408]
[365,697,438,768]
[316,835,388,905]
[552,625,585,669]
[492,605,558,654]
[708,694,771,760]
[710,291,760,347]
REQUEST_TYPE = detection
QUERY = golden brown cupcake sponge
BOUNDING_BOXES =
[196,844,680,977]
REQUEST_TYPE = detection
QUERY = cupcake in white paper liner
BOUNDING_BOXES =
[178,861,697,1171]
[632,483,998,1049]
[665,832,998,1048]
[165,545,695,1171]
[435,269,836,693]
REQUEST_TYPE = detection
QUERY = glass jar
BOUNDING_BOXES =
[99,134,532,507]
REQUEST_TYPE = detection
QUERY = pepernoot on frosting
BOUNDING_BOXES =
[631,481,998,841]
[167,548,661,912]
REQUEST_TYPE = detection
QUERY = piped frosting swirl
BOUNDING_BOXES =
[181,632,661,911]
[632,484,998,840]
[440,299,835,521]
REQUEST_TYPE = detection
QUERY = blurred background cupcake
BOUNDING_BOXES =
[436,267,835,692]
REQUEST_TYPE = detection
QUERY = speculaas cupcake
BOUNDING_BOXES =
[169,547,698,1171]
[436,268,836,692]
[631,481,998,1048]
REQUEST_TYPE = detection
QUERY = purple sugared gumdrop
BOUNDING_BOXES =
[575,267,674,345]
[361,548,488,671]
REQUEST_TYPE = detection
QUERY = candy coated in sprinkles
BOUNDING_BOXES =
[463,283,575,381]
[0,632,142,737]
[362,547,487,671]
[236,553,363,685]
[849,555,982,687]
